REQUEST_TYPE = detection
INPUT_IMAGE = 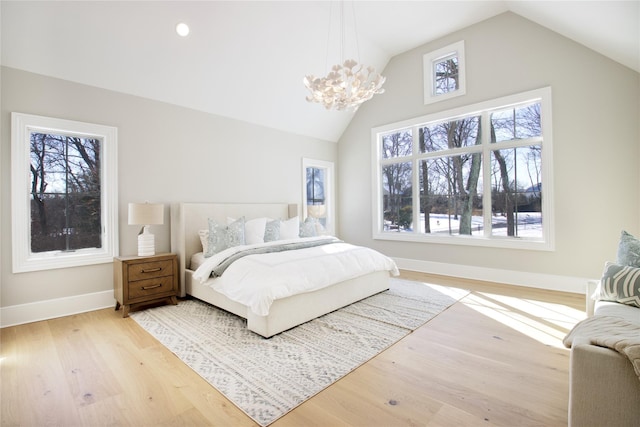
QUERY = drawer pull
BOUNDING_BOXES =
[141,283,162,290]
[141,267,162,273]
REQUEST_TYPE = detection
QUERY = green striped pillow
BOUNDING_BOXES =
[594,262,640,308]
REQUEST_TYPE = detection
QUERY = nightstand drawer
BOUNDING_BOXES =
[127,275,175,299]
[128,259,173,281]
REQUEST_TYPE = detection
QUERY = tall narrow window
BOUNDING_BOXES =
[12,113,118,273]
[302,158,334,235]
[424,41,466,105]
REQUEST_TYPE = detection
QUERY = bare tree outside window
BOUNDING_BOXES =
[434,55,459,95]
[30,133,102,253]
[373,87,551,250]
[381,130,412,231]
[490,103,542,237]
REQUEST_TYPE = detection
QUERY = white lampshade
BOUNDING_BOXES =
[307,204,326,218]
[128,203,164,256]
[128,203,164,226]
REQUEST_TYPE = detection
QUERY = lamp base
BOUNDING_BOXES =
[138,226,155,257]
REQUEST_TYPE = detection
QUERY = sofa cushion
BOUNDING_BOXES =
[617,230,640,267]
[594,262,640,309]
[595,301,640,325]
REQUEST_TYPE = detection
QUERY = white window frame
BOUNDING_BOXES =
[424,40,466,105]
[302,158,335,236]
[372,87,554,251]
[11,113,119,273]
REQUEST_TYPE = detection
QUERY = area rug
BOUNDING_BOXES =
[130,278,468,426]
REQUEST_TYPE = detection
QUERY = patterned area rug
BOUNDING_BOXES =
[130,278,468,426]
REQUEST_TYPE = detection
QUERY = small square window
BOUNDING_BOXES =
[424,41,466,104]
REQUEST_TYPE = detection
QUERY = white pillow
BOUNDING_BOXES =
[279,216,300,240]
[244,217,267,245]
[227,216,268,245]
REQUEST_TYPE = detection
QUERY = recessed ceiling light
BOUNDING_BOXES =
[176,22,190,37]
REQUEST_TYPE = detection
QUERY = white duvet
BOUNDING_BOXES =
[192,236,399,316]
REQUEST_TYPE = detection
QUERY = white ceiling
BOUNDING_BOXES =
[2,1,639,142]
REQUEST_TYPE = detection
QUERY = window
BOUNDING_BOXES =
[11,113,118,273]
[302,158,334,235]
[424,41,466,104]
[372,87,553,250]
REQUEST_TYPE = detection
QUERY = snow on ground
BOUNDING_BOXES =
[386,212,542,238]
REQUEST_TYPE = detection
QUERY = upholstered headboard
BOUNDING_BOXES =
[170,202,298,296]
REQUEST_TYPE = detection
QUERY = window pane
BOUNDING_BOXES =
[491,103,541,142]
[419,153,483,236]
[434,55,459,95]
[30,133,102,253]
[419,116,481,153]
[382,130,412,159]
[306,166,327,227]
[306,167,325,204]
[382,161,412,231]
[490,146,542,238]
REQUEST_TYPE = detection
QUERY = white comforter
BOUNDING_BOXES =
[192,236,399,316]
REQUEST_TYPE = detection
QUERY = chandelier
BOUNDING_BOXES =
[303,2,385,111]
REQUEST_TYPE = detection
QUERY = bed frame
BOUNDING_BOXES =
[170,202,390,337]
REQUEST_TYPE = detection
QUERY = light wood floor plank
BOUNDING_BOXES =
[0,271,584,426]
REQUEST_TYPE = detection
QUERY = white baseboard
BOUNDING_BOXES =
[0,260,590,328]
[394,257,591,294]
[1,290,115,328]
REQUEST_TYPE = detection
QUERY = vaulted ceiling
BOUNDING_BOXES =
[2,1,638,142]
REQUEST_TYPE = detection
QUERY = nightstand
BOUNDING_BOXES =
[114,253,179,317]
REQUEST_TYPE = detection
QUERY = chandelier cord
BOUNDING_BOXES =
[324,1,333,73]
[350,0,361,64]
[339,1,345,64]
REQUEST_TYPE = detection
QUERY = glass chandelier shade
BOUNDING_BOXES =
[304,1,385,111]
[304,59,385,111]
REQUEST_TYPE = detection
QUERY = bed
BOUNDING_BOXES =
[170,202,398,337]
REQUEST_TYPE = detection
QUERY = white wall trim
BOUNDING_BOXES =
[394,257,592,295]
[0,259,591,328]
[0,290,115,328]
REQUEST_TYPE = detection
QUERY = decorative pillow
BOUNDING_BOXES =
[264,219,280,242]
[227,216,267,245]
[198,229,209,253]
[279,216,300,240]
[299,217,318,238]
[617,230,640,267]
[593,262,640,308]
[205,217,245,257]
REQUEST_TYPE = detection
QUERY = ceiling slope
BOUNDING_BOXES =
[1,1,638,142]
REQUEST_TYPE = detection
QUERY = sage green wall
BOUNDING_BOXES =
[0,66,336,308]
[338,12,640,283]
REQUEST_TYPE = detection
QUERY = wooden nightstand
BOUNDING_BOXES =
[114,253,179,317]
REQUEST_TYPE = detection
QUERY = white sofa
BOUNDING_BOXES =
[566,280,640,427]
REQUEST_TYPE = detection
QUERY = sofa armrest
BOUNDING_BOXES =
[585,280,598,317]
[568,339,640,427]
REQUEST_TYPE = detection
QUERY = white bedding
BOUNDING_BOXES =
[192,236,399,316]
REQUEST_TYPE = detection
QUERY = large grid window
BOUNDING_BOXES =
[373,88,553,250]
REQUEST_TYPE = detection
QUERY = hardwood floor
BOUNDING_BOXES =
[0,271,585,426]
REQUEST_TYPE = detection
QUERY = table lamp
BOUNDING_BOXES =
[128,202,164,256]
